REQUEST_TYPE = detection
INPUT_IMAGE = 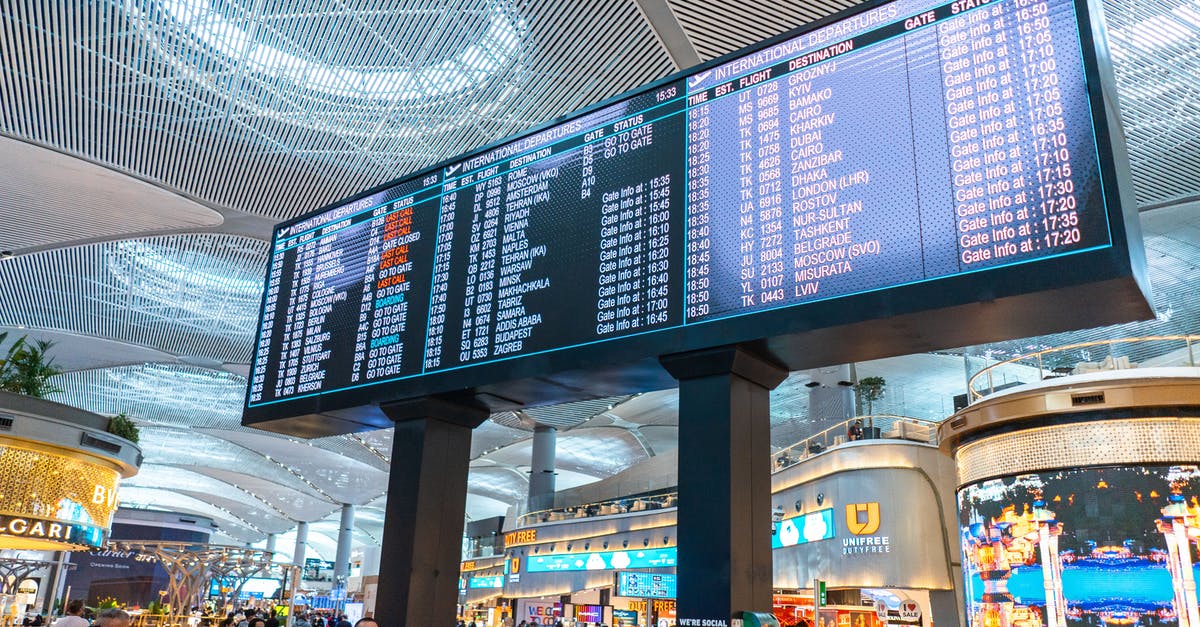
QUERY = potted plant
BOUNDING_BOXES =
[107,412,140,444]
[0,332,63,398]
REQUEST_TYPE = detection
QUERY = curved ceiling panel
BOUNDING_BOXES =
[347,429,394,465]
[0,234,267,363]
[311,434,390,472]
[0,0,672,221]
[119,487,266,542]
[555,428,651,477]
[0,327,179,373]
[636,425,679,457]
[174,490,296,535]
[134,425,327,498]
[470,420,530,458]
[51,364,245,428]
[466,466,529,504]
[521,396,632,430]
[308,520,381,548]
[192,468,340,523]
[124,464,271,514]
[603,391,678,427]
[0,136,223,253]
[465,493,512,520]
[200,428,389,504]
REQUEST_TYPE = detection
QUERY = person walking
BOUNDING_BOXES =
[53,602,87,627]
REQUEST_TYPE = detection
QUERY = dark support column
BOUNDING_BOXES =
[376,396,489,627]
[660,345,787,625]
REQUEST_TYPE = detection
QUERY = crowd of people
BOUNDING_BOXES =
[14,602,378,627]
[218,609,378,627]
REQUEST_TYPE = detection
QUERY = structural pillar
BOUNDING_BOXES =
[265,533,277,556]
[527,425,557,513]
[376,396,489,627]
[806,365,854,433]
[334,504,356,584]
[293,521,309,567]
[660,345,787,625]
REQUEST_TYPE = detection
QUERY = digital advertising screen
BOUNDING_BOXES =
[468,575,504,589]
[958,464,1200,627]
[245,0,1143,430]
[526,548,677,573]
[209,576,282,599]
[773,508,836,549]
[575,605,604,623]
[618,572,677,599]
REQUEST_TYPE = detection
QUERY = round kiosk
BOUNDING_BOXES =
[940,367,1200,627]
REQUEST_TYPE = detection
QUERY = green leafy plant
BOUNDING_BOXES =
[147,601,166,615]
[96,597,119,610]
[855,376,887,415]
[107,412,140,443]
[0,332,63,398]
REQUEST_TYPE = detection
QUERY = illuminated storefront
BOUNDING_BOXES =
[0,394,141,550]
[943,369,1200,627]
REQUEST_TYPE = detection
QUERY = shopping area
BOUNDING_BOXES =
[1,0,1199,626]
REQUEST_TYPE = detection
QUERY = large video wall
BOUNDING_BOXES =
[958,465,1200,627]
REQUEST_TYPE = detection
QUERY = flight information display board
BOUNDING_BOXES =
[246,0,1135,425]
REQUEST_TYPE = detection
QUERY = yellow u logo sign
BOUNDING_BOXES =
[846,502,880,535]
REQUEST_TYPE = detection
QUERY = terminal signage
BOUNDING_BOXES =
[504,529,537,546]
[468,575,504,589]
[244,0,1146,430]
[526,548,677,573]
[617,572,677,599]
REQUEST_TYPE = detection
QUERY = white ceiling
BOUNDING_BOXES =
[0,0,1196,556]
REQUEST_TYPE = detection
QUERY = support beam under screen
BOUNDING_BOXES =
[661,344,787,623]
[375,396,489,626]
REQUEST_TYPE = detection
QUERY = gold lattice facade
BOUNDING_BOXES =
[0,438,122,549]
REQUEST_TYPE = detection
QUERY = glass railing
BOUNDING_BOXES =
[513,415,941,527]
[967,335,1200,402]
[770,415,939,473]
[516,489,678,528]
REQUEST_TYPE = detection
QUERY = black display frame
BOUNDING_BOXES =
[244,0,1149,436]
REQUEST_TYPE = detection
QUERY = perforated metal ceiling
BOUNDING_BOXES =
[0,0,673,222]
[0,0,1197,553]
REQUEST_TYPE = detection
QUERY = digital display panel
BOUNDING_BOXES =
[575,605,603,622]
[618,572,677,599]
[209,577,281,599]
[246,0,1136,426]
[958,465,1200,627]
[525,548,677,573]
[468,575,505,589]
[773,508,836,549]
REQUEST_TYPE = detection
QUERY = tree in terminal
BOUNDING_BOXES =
[855,376,886,416]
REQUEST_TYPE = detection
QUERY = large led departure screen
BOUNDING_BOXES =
[247,0,1120,417]
[958,465,1200,627]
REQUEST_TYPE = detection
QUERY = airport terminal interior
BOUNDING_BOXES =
[1,0,1199,627]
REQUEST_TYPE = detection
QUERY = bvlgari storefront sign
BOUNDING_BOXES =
[0,513,105,547]
[0,440,125,550]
